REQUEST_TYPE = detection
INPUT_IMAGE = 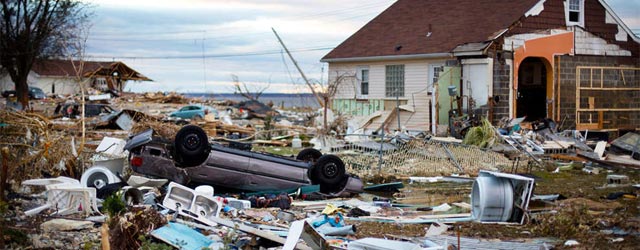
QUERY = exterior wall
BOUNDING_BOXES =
[0,72,39,92]
[0,74,14,91]
[507,0,638,57]
[492,52,513,123]
[32,77,80,95]
[1,73,80,95]
[574,29,631,56]
[436,67,461,126]
[328,58,447,132]
[556,55,640,129]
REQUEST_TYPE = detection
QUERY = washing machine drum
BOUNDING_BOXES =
[81,166,119,189]
[471,176,514,222]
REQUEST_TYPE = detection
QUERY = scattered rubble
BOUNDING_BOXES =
[1,93,639,249]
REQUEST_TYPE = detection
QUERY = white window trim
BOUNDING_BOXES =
[564,0,585,28]
[356,66,369,99]
[428,63,445,93]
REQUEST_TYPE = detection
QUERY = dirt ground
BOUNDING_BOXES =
[520,166,640,249]
[349,165,640,249]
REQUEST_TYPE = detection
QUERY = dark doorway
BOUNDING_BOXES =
[517,57,548,121]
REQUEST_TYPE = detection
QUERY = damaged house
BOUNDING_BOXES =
[322,0,640,135]
[0,59,151,96]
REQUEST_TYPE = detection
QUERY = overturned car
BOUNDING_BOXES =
[125,125,363,194]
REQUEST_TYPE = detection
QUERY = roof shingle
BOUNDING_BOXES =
[322,0,540,61]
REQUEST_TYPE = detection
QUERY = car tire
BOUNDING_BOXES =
[296,148,322,163]
[313,154,346,186]
[174,125,211,167]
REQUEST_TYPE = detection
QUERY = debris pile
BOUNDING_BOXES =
[0,110,79,182]
[1,93,639,249]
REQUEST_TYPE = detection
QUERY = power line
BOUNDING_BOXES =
[89,1,393,37]
[85,46,333,60]
[88,31,272,42]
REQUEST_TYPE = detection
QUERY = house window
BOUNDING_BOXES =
[565,0,584,26]
[360,68,369,96]
[385,65,404,97]
[432,66,444,85]
[569,0,580,22]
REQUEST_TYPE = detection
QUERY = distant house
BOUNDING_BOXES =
[0,59,151,96]
[322,0,640,134]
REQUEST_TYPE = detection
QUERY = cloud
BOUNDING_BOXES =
[86,0,638,93]
[87,0,292,12]
[84,1,395,93]
[606,0,640,31]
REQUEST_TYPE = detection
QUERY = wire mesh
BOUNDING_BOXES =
[332,135,519,177]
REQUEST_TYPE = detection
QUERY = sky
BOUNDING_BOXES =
[84,0,640,93]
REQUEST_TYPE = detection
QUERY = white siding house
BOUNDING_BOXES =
[327,58,448,132]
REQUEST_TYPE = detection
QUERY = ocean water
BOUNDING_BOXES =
[183,93,320,109]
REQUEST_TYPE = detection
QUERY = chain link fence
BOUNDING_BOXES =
[330,134,522,178]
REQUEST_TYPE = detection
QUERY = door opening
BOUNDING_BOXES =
[517,57,549,121]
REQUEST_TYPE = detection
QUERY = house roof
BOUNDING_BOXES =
[31,59,152,81]
[322,0,540,61]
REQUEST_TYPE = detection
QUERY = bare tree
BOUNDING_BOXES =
[68,21,92,176]
[0,0,89,109]
[319,72,355,132]
[231,74,269,101]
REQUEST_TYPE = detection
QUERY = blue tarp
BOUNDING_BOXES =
[151,222,214,250]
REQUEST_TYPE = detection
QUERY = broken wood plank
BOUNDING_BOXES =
[452,202,471,210]
[252,140,288,147]
[549,154,584,162]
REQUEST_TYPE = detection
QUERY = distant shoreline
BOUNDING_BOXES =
[183,93,320,109]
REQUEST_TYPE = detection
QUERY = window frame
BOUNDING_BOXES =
[358,67,369,97]
[385,64,405,97]
[565,0,584,27]
[428,63,445,93]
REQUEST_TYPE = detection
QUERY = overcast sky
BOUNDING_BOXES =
[84,0,640,93]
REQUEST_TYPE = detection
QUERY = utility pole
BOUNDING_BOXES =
[271,28,324,108]
[396,89,401,131]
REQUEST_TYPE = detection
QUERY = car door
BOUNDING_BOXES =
[191,106,204,118]
[186,106,198,118]
[187,145,251,189]
[245,152,309,191]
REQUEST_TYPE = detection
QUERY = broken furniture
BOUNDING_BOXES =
[22,176,100,217]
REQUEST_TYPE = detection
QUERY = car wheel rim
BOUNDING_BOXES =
[93,179,106,189]
[184,134,201,150]
[324,163,337,178]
